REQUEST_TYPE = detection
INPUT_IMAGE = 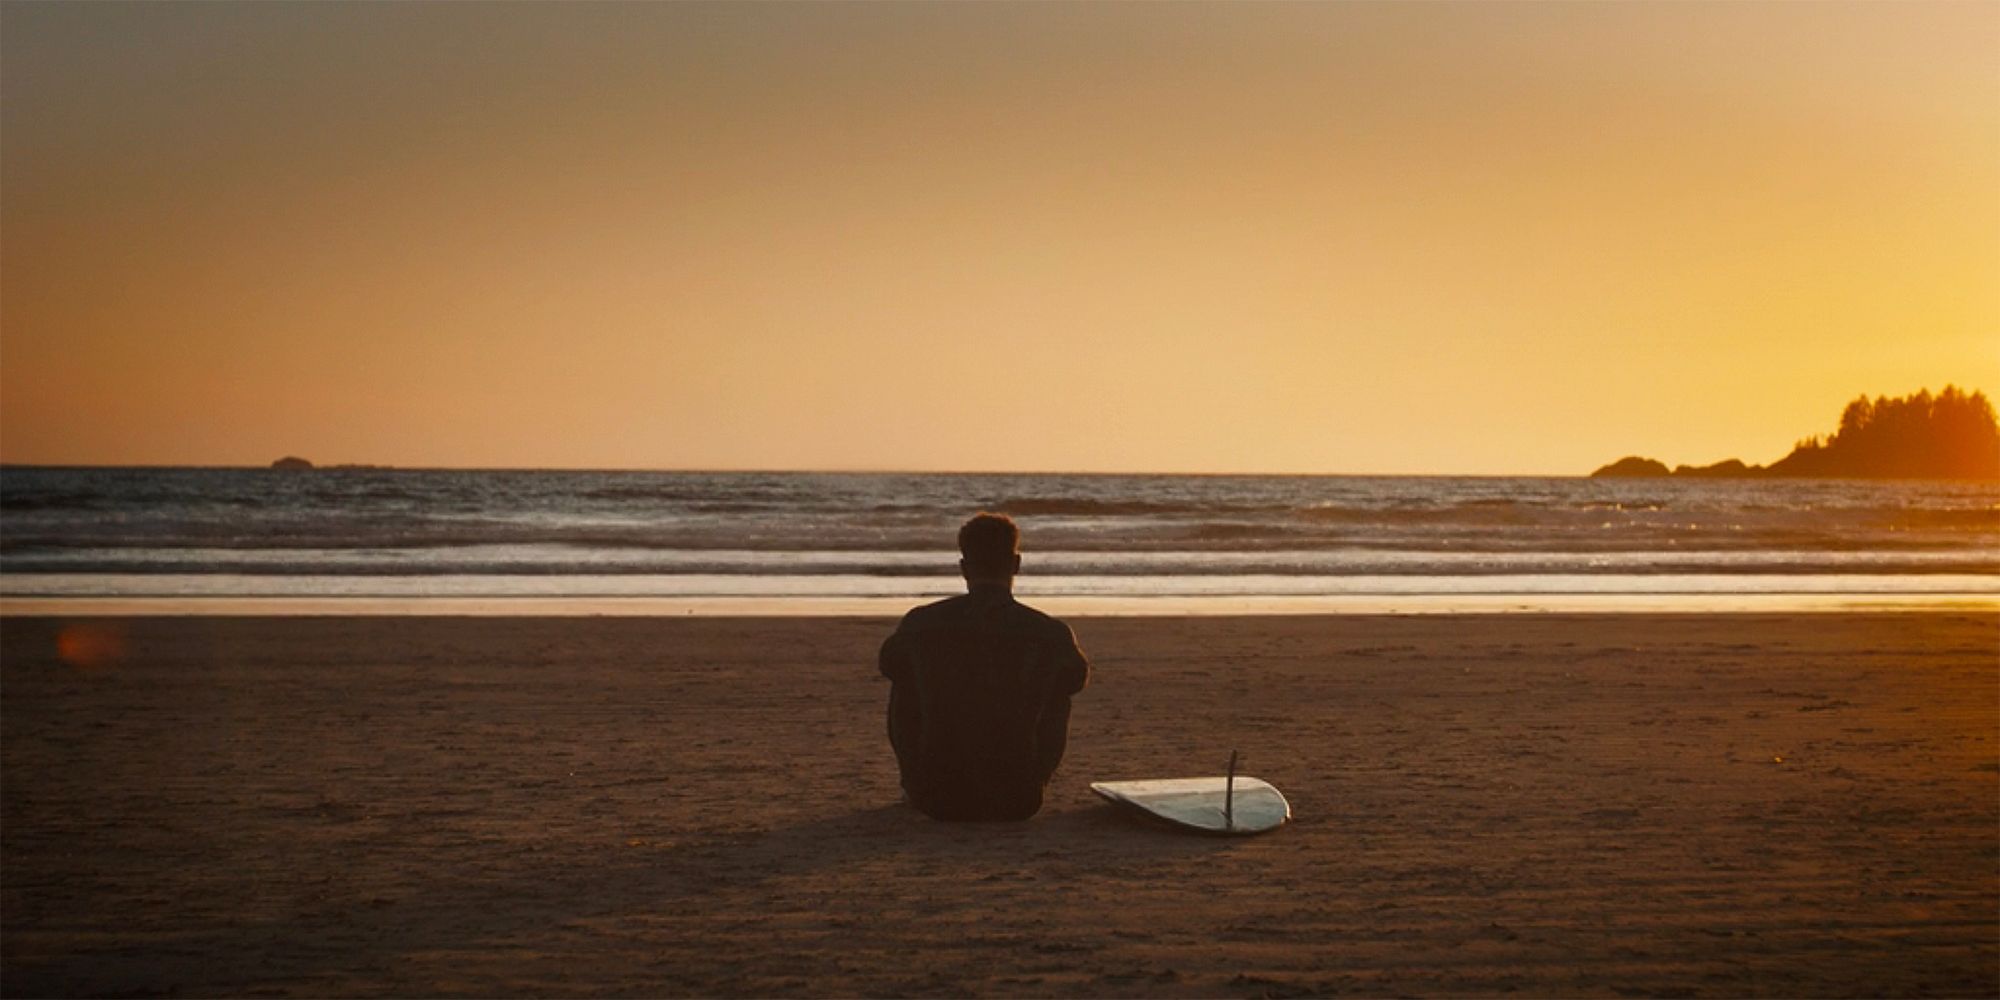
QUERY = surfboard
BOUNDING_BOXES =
[1090,772,1291,835]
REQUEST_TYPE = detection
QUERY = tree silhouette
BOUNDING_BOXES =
[1766,386,1999,478]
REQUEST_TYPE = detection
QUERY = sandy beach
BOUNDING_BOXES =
[3,612,1995,997]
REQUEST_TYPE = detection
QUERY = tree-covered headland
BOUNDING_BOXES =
[1592,386,2000,480]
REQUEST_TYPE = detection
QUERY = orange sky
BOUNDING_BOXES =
[3,2,1995,474]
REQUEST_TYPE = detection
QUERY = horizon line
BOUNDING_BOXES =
[7,461,1999,482]
[0,461,1595,479]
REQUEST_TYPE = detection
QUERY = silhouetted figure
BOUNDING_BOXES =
[880,513,1089,821]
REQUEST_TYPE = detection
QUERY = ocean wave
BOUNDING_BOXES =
[1293,502,1539,526]
[0,492,101,512]
[6,548,1995,579]
[1880,507,2000,528]
[3,518,1987,556]
[574,483,810,505]
[1182,522,1280,541]
[991,497,1216,517]
[5,470,1995,582]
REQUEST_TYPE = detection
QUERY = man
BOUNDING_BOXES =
[879,512,1089,821]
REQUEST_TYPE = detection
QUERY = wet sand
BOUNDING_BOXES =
[3,613,1995,997]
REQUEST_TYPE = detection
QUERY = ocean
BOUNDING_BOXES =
[2,467,1995,613]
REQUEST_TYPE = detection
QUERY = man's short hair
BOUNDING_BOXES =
[958,512,1020,576]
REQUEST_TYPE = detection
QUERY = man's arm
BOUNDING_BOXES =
[1034,695,1072,785]
[881,628,926,790]
[879,628,910,682]
[1034,623,1089,783]
[1057,623,1089,695]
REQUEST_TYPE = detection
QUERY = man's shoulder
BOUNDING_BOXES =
[893,593,1074,640]
[895,594,972,632]
[1003,598,1077,639]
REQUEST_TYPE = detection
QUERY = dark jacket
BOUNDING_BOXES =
[880,585,1089,820]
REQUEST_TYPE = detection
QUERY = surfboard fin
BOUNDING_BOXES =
[1225,750,1239,830]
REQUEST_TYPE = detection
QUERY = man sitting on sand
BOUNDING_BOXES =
[880,513,1090,821]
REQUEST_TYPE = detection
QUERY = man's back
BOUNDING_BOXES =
[880,585,1089,821]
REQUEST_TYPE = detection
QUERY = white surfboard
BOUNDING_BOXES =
[1090,771,1291,835]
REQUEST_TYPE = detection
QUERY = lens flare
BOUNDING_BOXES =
[55,624,126,670]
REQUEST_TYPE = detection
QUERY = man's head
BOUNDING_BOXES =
[958,512,1022,586]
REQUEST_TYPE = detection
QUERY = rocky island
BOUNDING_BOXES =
[1592,386,2000,480]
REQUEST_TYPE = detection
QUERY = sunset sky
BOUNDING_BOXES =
[3,2,1995,474]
